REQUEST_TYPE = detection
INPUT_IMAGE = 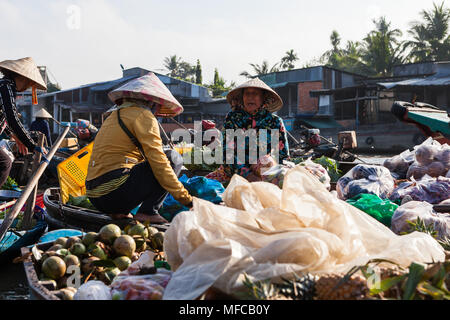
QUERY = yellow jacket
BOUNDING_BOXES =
[86,103,192,205]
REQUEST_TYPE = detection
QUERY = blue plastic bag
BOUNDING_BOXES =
[160,175,225,222]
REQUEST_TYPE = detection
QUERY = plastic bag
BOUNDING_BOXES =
[163,167,444,300]
[73,281,112,300]
[160,174,225,222]
[390,177,450,204]
[391,201,450,240]
[346,193,399,227]
[111,272,171,300]
[298,159,331,190]
[336,164,394,200]
[383,155,411,179]
[406,162,429,180]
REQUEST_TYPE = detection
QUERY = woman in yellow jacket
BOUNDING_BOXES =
[86,73,192,224]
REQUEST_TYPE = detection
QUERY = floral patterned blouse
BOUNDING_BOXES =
[220,106,289,179]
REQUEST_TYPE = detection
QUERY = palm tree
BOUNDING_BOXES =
[280,49,299,70]
[405,2,450,62]
[320,30,343,67]
[163,55,182,77]
[240,60,279,78]
[404,24,432,62]
[361,17,406,76]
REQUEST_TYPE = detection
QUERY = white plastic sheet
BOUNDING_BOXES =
[163,166,445,300]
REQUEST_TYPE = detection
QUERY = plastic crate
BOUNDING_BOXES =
[57,143,93,204]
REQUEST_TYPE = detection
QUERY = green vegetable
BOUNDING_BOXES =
[312,156,342,182]
[67,194,96,210]
[1,176,19,191]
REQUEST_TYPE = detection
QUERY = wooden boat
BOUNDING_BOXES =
[0,219,47,265]
[21,242,60,300]
[392,101,450,145]
[43,187,169,233]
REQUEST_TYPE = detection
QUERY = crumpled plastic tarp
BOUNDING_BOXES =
[163,166,445,300]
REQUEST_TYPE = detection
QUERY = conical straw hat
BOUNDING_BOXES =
[0,57,47,90]
[108,72,183,117]
[226,77,283,112]
[35,108,52,119]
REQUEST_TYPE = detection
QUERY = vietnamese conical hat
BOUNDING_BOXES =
[0,57,47,90]
[35,108,52,119]
[226,77,283,112]
[108,72,183,117]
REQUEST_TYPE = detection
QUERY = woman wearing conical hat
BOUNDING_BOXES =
[86,73,192,224]
[0,57,47,186]
[30,108,53,147]
[206,78,290,184]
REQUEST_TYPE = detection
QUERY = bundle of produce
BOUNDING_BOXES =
[298,159,331,190]
[261,160,331,189]
[1,176,21,191]
[236,253,450,301]
[383,138,450,180]
[30,222,167,300]
[66,194,96,210]
[391,201,450,241]
[260,164,293,189]
[336,164,395,200]
[111,269,172,300]
[182,146,221,172]
[291,156,342,182]
[346,194,398,227]
[389,177,450,204]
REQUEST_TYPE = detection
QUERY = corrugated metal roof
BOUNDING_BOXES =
[89,75,138,92]
[378,75,450,89]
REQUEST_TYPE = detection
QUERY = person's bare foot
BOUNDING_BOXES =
[111,213,133,220]
[134,213,168,224]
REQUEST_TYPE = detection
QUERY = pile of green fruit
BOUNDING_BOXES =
[32,222,166,300]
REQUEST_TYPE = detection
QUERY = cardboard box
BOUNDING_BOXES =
[338,131,357,149]
[60,138,78,150]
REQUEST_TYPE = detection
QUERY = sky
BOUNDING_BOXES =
[0,0,443,89]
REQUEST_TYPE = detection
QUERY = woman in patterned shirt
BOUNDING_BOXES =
[206,78,289,184]
[0,57,47,186]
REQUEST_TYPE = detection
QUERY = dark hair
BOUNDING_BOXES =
[0,69,19,80]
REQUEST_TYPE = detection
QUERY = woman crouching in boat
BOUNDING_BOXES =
[0,57,47,186]
[86,73,193,224]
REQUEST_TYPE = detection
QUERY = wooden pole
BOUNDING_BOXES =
[22,133,45,230]
[0,125,70,241]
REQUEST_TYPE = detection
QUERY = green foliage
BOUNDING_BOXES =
[405,1,450,62]
[67,194,96,210]
[312,156,342,182]
[1,176,19,190]
[280,49,299,71]
[319,2,449,75]
[237,273,279,300]
[195,59,202,85]
[240,60,279,79]
[405,217,450,251]
[207,68,235,98]
[163,55,197,82]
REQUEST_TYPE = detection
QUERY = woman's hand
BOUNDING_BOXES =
[11,134,29,155]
